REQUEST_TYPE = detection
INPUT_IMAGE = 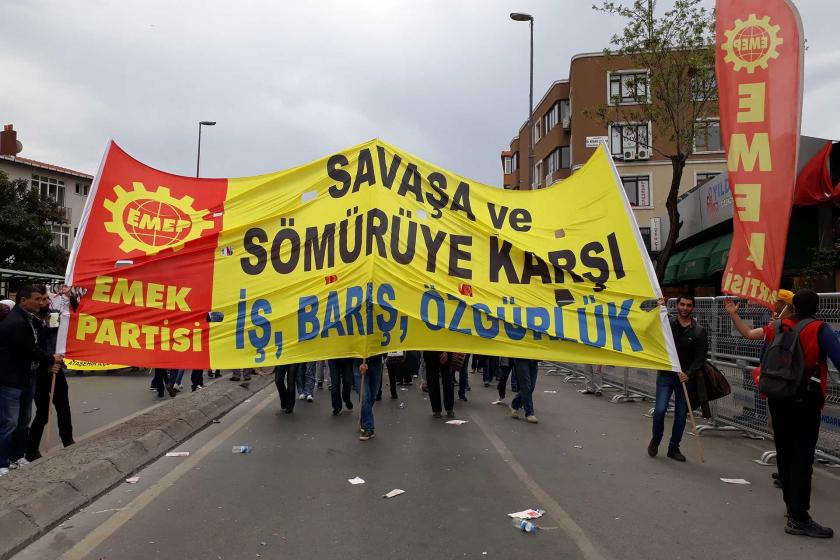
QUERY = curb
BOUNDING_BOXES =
[0,372,274,559]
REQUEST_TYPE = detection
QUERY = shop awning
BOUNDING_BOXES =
[708,233,733,274]
[663,250,688,285]
[677,237,720,282]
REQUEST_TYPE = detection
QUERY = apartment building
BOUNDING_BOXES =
[0,125,92,252]
[501,51,726,252]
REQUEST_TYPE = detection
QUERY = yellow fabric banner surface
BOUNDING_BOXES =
[65,139,679,372]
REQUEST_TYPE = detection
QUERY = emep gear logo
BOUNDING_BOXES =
[722,14,783,73]
[103,182,214,255]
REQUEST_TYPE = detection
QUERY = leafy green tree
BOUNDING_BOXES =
[587,0,717,280]
[0,170,69,274]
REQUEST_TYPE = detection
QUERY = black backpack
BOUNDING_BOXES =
[759,319,816,398]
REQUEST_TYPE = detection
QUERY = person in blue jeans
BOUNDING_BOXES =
[509,358,539,423]
[296,362,317,402]
[0,285,61,476]
[649,295,707,462]
[358,355,385,441]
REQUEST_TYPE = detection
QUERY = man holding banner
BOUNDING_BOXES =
[648,295,706,462]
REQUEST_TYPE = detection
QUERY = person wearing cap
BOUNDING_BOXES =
[724,290,795,341]
[726,289,838,538]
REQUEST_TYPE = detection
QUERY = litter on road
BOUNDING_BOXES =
[165,451,190,457]
[232,445,253,453]
[543,390,558,394]
[125,477,140,484]
[383,489,405,498]
[720,478,751,485]
[348,477,365,485]
[445,420,468,425]
[507,508,544,519]
[82,407,101,414]
[573,445,583,449]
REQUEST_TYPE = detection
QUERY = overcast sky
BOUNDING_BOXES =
[2,0,838,186]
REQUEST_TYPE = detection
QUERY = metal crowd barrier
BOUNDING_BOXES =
[552,294,840,465]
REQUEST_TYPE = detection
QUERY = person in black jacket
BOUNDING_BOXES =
[648,295,707,462]
[0,285,61,476]
[26,295,75,461]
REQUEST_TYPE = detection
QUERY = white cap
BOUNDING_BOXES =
[0,299,15,309]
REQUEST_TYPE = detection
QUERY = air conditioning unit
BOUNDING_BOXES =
[637,147,651,160]
[623,148,637,160]
[562,117,571,130]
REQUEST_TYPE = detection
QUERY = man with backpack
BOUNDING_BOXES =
[648,294,707,462]
[725,289,838,538]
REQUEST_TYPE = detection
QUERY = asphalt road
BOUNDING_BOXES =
[15,369,840,560]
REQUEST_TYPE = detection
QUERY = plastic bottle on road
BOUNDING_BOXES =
[231,445,252,454]
[511,518,538,534]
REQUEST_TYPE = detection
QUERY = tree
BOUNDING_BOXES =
[0,170,69,274]
[587,0,717,280]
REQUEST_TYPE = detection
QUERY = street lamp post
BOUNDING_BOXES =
[510,12,534,190]
[196,120,216,178]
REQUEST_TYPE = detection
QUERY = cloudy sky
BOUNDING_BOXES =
[2,0,838,185]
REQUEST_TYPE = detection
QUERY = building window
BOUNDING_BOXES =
[560,99,570,124]
[691,67,717,101]
[51,223,70,250]
[32,174,65,206]
[503,156,512,174]
[610,123,650,157]
[696,171,722,187]
[533,120,542,143]
[533,162,542,188]
[544,104,558,133]
[75,182,90,196]
[639,227,652,250]
[609,71,649,105]
[694,119,722,152]
[621,175,651,207]
[546,146,571,177]
[511,152,519,170]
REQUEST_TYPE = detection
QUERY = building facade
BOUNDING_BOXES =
[501,51,726,252]
[0,126,92,253]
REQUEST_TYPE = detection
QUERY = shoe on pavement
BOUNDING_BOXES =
[25,451,42,463]
[446,410,455,418]
[0,467,9,477]
[785,518,834,538]
[166,384,178,397]
[525,415,539,424]
[298,393,306,400]
[667,448,686,462]
[359,430,375,441]
[230,375,241,382]
[647,439,660,457]
[458,395,468,402]
[306,395,314,402]
[332,408,341,416]
[345,401,353,410]
[390,394,398,399]
[510,406,520,419]
[484,382,490,387]
[15,458,30,468]
[317,382,324,389]
[433,411,442,419]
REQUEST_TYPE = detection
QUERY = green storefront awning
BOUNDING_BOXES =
[663,250,688,285]
[708,233,733,274]
[677,237,719,281]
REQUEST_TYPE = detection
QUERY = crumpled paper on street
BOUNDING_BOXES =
[508,508,545,519]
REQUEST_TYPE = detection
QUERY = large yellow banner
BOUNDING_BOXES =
[64,139,679,372]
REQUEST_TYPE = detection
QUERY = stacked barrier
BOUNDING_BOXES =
[555,294,840,464]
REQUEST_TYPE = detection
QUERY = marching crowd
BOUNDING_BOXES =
[148,352,541,442]
[1,283,837,539]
